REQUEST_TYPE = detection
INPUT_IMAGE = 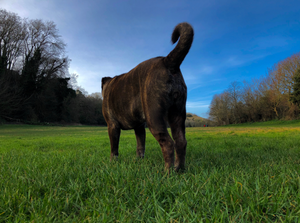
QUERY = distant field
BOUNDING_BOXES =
[0,122,300,222]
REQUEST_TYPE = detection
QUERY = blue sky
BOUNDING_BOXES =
[1,0,300,117]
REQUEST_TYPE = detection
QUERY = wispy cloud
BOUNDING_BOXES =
[186,101,210,118]
[186,101,209,108]
[225,53,271,68]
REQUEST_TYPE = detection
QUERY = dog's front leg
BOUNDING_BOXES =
[108,123,121,160]
[134,124,146,158]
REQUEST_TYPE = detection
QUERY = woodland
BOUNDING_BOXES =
[0,9,105,125]
[208,53,300,125]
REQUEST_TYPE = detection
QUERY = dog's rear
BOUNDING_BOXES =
[102,23,194,171]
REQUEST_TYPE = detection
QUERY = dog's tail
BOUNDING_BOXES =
[164,22,194,72]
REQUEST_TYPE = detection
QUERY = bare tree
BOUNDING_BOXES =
[241,79,265,122]
[228,81,242,123]
[23,19,69,80]
[0,9,25,72]
[209,92,231,125]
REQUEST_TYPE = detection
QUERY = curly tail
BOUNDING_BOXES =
[164,22,194,73]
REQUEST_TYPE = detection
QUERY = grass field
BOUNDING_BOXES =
[0,121,300,222]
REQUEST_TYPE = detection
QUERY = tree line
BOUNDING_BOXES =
[209,53,300,125]
[0,9,105,125]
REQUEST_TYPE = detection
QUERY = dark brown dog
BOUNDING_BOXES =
[101,22,194,171]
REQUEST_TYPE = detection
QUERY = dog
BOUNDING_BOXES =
[101,22,194,171]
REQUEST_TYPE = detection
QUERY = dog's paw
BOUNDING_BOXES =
[110,154,118,161]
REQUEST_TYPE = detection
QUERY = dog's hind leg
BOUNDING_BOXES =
[147,118,175,170]
[108,123,121,160]
[168,109,187,172]
[152,130,175,170]
[134,124,146,158]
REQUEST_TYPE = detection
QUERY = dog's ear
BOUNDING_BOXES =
[101,77,112,90]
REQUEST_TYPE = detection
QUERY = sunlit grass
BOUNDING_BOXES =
[0,122,300,222]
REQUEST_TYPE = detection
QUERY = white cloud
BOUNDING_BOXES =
[2,0,55,20]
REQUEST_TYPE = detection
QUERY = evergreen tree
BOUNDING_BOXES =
[0,44,8,77]
[21,48,42,97]
[290,69,300,108]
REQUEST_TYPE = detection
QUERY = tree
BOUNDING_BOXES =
[228,81,242,123]
[0,71,22,118]
[0,9,24,119]
[77,92,105,125]
[290,69,300,107]
[267,53,300,118]
[33,77,76,122]
[21,48,42,97]
[209,92,231,125]
[21,19,69,85]
[0,9,25,73]
[19,19,71,121]
[241,80,257,122]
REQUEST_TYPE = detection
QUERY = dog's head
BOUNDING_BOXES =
[101,77,113,98]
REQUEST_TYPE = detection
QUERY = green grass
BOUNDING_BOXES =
[224,119,300,127]
[0,122,300,222]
